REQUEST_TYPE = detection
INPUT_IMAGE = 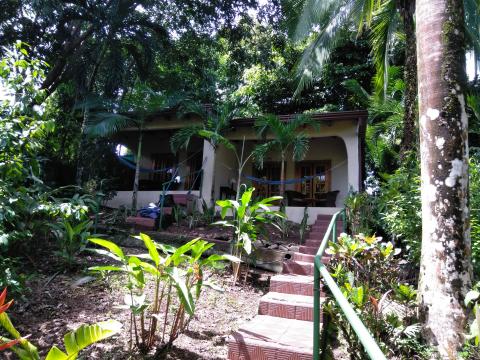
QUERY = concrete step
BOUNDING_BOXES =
[228,315,313,359]
[259,292,318,322]
[270,274,314,296]
[283,260,314,276]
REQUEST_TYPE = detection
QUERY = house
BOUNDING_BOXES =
[106,110,367,224]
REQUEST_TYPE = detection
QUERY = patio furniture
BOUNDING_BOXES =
[285,190,313,206]
[220,186,237,200]
[315,190,340,207]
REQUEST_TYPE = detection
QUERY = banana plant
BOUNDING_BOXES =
[88,233,238,350]
[214,187,285,284]
[0,288,121,360]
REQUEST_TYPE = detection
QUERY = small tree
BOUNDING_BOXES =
[86,83,181,213]
[253,114,318,197]
[170,103,238,204]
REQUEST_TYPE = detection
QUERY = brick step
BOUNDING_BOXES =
[311,224,343,231]
[228,315,313,359]
[304,239,322,248]
[259,292,320,322]
[293,252,331,264]
[270,274,314,296]
[283,260,314,276]
[299,245,318,255]
[293,252,316,263]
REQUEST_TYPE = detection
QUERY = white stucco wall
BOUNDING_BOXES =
[106,190,200,209]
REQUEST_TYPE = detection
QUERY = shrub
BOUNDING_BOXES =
[323,233,431,359]
[88,233,238,351]
[214,187,285,284]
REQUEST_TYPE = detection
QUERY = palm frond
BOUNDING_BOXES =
[170,125,203,153]
[292,133,310,161]
[85,112,136,137]
[252,141,278,169]
[370,0,399,99]
[342,79,370,107]
[293,2,353,96]
[198,130,235,151]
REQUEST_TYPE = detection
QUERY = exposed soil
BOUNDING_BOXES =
[4,243,271,360]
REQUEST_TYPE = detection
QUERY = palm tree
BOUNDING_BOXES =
[291,0,417,157]
[86,83,182,213]
[416,0,470,356]
[252,114,319,197]
[170,103,238,204]
[343,66,405,173]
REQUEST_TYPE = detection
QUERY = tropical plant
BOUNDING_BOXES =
[49,218,93,267]
[86,83,182,212]
[343,67,405,174]
[200,200,217,225]
[88,233,237,351]
[170,102,238,204]
[214,187,285,284]
[299,206,309,244]
[0,288,121,360]
[324,233,429,359]
[289,0,418,156]
[253,114,318,197]
[272,205,293,242]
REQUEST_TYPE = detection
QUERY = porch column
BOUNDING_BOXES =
[341,132,361,192]
[200,140,215,205]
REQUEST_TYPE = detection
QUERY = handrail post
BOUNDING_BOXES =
[313,256,321,360]
[332,220,337,243]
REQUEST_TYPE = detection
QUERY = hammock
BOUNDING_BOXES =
[244,174,325,185]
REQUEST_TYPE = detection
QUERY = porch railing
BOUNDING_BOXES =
[313,209,387,360]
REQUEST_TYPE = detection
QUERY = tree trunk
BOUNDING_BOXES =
[210,148,217,206]
[416,0,471,357]
[280,152,285,198]
[399,0,418,159]
[75,107,89,186]
[132,128,144,213]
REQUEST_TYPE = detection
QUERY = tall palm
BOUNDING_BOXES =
[291,0,417,157]
[253,114,319,197]
[416,0,470,356]
[86,83,182,212]
[170,103,237,204]
[343,66,405,173]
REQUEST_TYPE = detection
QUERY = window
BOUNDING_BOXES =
[253,162,283,198]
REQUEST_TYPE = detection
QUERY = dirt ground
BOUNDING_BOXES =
[4,244,271,360]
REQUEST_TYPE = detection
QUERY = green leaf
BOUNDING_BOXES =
[88,238,124,260]
[45,320,122,360]
[166,267,195,316]
[136,233,160,267]
[88,266,123,272]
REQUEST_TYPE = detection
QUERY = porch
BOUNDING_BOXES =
[105,111,366,224]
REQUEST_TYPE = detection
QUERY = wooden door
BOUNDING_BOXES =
[295,161,331,198]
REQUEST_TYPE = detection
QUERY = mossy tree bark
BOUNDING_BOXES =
[399,0,418,159]
[416,0,471,357]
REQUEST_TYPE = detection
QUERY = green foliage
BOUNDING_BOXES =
[325,233,431,359]
[0,288,121,359]
[471,154,480,275]
[214,187,284,283]
[200,200,217,225]
[0,42,51,249]
[299,207,309,244]
[88,233,236,350]
[377,157,421,262]
[272,205,293,241]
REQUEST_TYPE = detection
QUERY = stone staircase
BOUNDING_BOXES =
[228,215,343,360]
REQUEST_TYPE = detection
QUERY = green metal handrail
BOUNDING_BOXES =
[313,210,387,360]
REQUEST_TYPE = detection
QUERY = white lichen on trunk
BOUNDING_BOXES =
[416,0,471,358]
